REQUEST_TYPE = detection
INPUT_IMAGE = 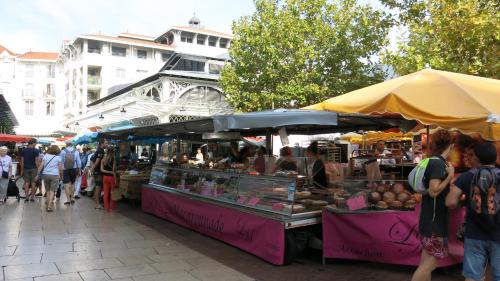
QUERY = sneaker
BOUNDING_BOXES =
[71,200,75,204]
[35,193,43,197]
[75,195,80,199]
[47,207,53,212]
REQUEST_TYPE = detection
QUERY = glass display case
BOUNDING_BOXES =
[149,164,327,216]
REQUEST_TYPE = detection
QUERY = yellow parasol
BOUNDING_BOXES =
[305,69,500,140]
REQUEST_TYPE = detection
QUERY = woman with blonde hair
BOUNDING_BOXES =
[0,146,12,204]
[101,146,117,212]
[38,145,62,212]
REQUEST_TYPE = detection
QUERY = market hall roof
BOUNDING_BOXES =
[79,34,175,51]
[0,44,17,56]
[100,110,416,139]
[0,94,18,127]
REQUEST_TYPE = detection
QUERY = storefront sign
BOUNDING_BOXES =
[142,187,286,265]
[322,207,464,266]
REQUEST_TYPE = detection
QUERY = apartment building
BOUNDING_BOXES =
[0,45,63,136]
[59,17,233,129]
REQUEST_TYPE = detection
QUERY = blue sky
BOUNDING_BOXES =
[0,0,386,54]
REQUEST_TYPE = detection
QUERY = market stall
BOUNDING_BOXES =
[102,109,415,265]
[306,69,500,266]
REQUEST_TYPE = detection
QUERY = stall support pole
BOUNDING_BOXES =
[266,129,272,156]
[176,135,181,160]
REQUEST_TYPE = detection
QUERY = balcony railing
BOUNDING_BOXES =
[87,75,101,85]
[43,91,56,99]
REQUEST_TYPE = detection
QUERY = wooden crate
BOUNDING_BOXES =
[119,175,150,201]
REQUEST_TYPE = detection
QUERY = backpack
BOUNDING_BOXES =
[469,167,500,231]
[63,149,76,170]
[408,157,439,194]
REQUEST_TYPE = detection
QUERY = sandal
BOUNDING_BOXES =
[64,201,71,205]
[47,207,53,212]
[95,206,103,210]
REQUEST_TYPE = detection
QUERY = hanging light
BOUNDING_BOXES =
[99,113,104,120]
[120,107,126,114]
[75,122,79,126]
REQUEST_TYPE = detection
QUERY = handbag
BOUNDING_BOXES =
[0,161,8,179]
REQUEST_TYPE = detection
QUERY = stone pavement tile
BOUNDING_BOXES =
[73,241,127,252]
[15,243,73,255]
[94,232,144,242]
[136,230,166,240]
[56,258,123,274]
[153,246,202,259]
[132,271,200,281]
[34,273,83,281]
[101,248,157,259]
[0,246,16,256]
[78,269,111,281]
[117,255,154,266]
[0,253,42,266]
[149,260,194,273]
[189,268,255,281]
[125,239,174,249]
[42,251,102,263]
[104,265,158,279]
[10,236,45,246]
[185,256,228,269]
[4,262,60,279]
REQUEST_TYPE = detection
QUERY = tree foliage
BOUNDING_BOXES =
[381,0,500,78]
[220,0,392,112]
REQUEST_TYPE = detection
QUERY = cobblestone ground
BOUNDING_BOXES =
[0,193,462,281]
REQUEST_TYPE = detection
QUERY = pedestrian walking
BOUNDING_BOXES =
[101,146,117,212]
[0,146,12,204]
[60,141,81,205]
[74,147,88,199]
[411,129,455,281]
[37,145,62,212]
[90,139,107,209]
[446,142,500,281]
[20,139,40,202]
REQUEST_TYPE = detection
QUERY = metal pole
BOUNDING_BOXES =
[265,129,272,156]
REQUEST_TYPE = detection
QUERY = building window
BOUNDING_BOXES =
[208,36,217,47]
[45,84,55,98]
[23,83,34,97]
[112,46,126,57]
[25,64,34,78]
[116,68,126,78]
[209,64,223,75]
[180,32,194,43]
[47,64,56,78]
[173,59,205,72]
[197,35,207,45]
[137,50,147,59]
[25,100,34,116]
[88,40,102,54]
[161,52,171,62]
[46,101,55,116]
[219,38,229,48]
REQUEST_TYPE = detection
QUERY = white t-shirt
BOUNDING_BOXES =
[0,155,12,175]
[41,154,62,176]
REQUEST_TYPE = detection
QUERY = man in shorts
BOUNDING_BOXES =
[446,142,500,281]
[90,139,107,209]
[60,142,81,205]
[20,139,40,202]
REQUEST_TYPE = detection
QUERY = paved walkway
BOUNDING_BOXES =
[0,192,462,281]
[0,195,254,281]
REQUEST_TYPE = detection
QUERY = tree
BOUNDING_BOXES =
[381,0,500,78]
[220,0,392,112]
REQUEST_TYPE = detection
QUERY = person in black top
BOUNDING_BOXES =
[412,129,455,281]
[90,139,107,209]
[446,142,500,281]
[307,141,327,189]
[101,146,117,212]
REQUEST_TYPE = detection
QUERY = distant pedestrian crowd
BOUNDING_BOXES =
[0,139,118,212]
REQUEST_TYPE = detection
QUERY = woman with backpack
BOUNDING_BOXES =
[101,146,117,212]
[37,145,62,212]
[412,129,455,281]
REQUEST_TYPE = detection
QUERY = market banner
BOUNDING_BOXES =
[322,206,464,266]
[142,186,286,265]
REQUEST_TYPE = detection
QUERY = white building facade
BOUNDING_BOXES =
[0,45,64,136]
[60,18,233,131]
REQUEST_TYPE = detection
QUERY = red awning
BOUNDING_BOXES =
[0,134,34,143]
